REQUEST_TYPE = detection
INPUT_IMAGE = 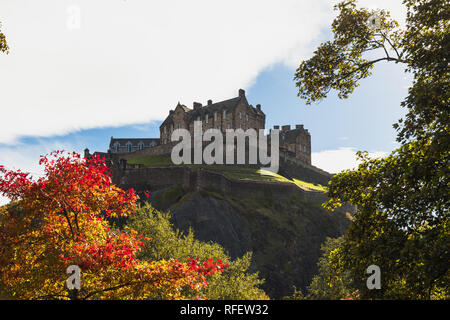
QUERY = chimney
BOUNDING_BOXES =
[238,89,245,97]
[282,125,291,132]
[193,102,202,110]
[273,125,280,130]
[256,104,261,111]
[207,99,212,106]
[295,124,304,130]
[169,110,174,115]
[84,148,90,158]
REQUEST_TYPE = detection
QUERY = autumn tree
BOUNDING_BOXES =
[0,151,226,300]
[127,204,268,300]
[294,0,449,299]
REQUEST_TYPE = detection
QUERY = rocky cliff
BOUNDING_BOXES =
[131,176,352,299]
[107,156,353,298]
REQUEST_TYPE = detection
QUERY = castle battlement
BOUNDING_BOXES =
[105,89,312,166]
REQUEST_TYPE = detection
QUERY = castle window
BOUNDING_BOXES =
[205,114,209,124]
[138,142,144,150]
[245,114,248,122]
[239,112,242,120]
[114,142,119,153]
[164,126,167,134]
[227,123,231,129]
[170,124,173,132]
[127,142,132,153]
[304,145,307,152]
[214,112,217,121]
[197,116,200,121]
[219,125,222,131]
[223,110,227,118]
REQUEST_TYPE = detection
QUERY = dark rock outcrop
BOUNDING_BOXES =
[149,187,352,299]
[170,193,252,259]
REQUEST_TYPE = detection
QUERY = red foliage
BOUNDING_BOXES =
[0,151,227,299]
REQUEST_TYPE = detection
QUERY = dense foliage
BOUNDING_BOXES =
[295,0,449,299]
[284,237,357,300]
[0,152,226,299]
[0,22,8,54]
[126,204,269,300]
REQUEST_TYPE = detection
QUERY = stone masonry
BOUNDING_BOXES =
[106,88,312,166]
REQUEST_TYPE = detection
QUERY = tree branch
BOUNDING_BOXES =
[338,56,402,82]
[379,30,402,60]
[62,208,75,239]
[81,281,135,300]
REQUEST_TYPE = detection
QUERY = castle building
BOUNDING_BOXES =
[277,125,311,165]
[107,88,311,165]
[108,138,160,154]
[159,89,265,145]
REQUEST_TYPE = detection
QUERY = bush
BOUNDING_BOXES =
[127,203,269,300]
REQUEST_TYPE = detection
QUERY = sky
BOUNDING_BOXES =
[0,0,411,205]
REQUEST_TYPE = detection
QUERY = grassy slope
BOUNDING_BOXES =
[127,154,327,192]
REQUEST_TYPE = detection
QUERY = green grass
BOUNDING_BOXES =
[127,155,174,166]
[258,169,328,192]
[126,154,327,192]
[292,178,328,192]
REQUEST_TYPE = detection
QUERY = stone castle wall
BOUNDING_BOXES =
[113,164,354,214]
[279,152,332,186]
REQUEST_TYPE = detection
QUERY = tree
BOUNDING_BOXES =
[0,22,9,54]
[0,151,226,299]
[126,203,269,300]
[295,0,449,299]
[284,237,358,300]
[294,0,405,104]
[306,237,357,300]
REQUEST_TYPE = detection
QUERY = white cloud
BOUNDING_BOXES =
[0,0,331,144]
[0,0,406,144]
[312,147,388,174]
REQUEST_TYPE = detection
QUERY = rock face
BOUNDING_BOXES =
[171,193,252,259]
[112,163,353,299]
[150,186,352,299]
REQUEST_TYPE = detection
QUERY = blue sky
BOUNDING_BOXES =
[0,60,410,172]
[0,0,410,204]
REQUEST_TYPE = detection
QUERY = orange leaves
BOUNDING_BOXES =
[62,230,144,271]
[187,258,228,277]
[1,151,138,235]
[0,151,227,299]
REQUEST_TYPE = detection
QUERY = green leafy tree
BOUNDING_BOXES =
[283,286,306,300]
[295,0,449,299]
[126,203,269,300]
[306,237,357,300]
[0,22,9,54]
[294,0,404,104]
[284,237,357,300]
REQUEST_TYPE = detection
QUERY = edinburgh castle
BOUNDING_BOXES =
[107,89,312,166]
